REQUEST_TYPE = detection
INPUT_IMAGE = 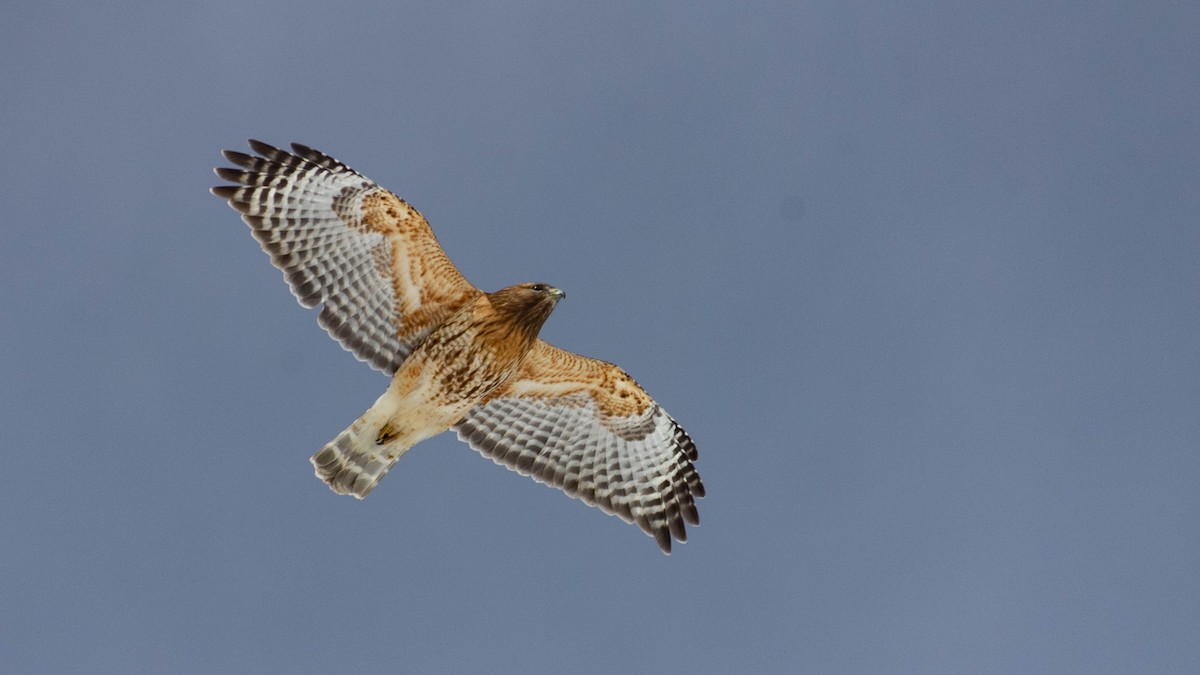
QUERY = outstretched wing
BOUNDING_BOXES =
[454,341,705,553]
[212,140,481,374]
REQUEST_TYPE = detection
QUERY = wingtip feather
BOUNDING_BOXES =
[222,149,254,165]
[655,528,672,554]
[247,138,281,157]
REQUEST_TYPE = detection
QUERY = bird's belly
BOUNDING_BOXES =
[373,358,512,449]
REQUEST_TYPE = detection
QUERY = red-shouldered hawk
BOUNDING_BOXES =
[212,140,704,553]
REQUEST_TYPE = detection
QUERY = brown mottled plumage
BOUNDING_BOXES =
[309,284,561,498]
[212,140,704,553]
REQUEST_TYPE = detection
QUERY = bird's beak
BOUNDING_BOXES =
[550,287,565,300]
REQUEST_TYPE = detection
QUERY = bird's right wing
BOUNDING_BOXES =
[212,140,481,374]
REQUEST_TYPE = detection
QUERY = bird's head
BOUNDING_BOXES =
[524,282,565,302]
[487,282,565,340]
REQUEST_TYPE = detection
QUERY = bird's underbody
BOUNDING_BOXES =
[311,284,562,498]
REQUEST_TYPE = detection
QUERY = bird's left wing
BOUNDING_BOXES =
[455,341,705,553]
[212,140,481,374]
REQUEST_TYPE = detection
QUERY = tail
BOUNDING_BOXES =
[310,414,411,499]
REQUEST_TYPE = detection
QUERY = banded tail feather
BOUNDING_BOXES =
[311,414,412,499]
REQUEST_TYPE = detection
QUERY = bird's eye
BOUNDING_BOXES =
[530,284,547,292]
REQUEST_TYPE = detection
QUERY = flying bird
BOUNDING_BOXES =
[212,140,704,553]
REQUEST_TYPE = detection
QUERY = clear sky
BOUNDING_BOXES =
[3,2,1198,672]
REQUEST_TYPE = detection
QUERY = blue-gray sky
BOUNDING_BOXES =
[3,2,1198,672]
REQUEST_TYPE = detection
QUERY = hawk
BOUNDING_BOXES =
[212,140,704,553]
